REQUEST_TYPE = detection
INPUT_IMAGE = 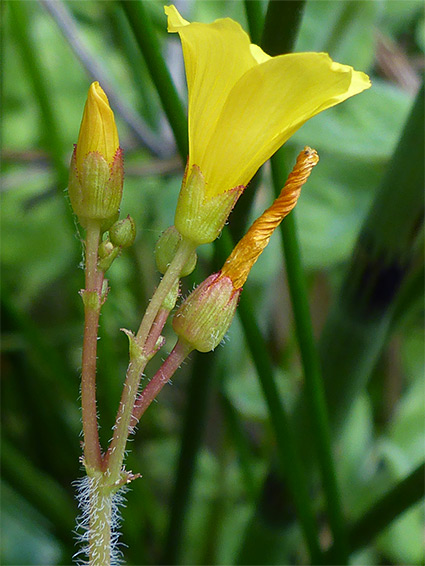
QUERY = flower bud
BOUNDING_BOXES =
[155,226,197,276]
[109,215,136,249]
[173,273,240,352]
[174,165,243,246]
[68,82,123,230]
[97,237,120,272]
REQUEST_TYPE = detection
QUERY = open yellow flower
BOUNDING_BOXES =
[166,5,371,245]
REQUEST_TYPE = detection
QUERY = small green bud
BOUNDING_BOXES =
[109,215,136,248]
[174,165,243,245]
[155,226,197,276]
[98,238,115,258]
[173,273,240,352]
[98,238,120,272]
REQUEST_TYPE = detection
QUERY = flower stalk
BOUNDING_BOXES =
[81,219,104,472]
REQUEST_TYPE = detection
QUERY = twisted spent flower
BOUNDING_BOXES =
[221,147,319,289]
[173,147,319,354]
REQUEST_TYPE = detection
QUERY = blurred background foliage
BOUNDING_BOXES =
[1,1,424,565]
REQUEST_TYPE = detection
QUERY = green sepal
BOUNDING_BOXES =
[68,147,123,230]
[173,273,240,352]
[174,164,244,245]
[155,226,197,276]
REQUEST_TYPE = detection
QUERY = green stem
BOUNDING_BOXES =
[81,221,104,471]
[120,0,188,161]
[135,238,196,347]
[103,357,147,481]
[87,474,113,566]
[161,349,216,564]
[260,0,348,561]
[271,154,349,564]
[106,234,194,482]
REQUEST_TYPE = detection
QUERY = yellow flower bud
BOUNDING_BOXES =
[68,82,123,230]
[76,82,119,173]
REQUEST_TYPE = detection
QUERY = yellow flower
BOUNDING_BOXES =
[166,5,371,245]
[69,82,123,229]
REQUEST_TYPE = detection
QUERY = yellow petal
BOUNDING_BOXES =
[76,82,119,172]
[165,5,258,168]
[202,52,370,196]
[249,43,271,64]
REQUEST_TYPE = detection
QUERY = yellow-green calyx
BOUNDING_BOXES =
[68,82,123,230]
[174,165,243,246]
[173,273,240,352]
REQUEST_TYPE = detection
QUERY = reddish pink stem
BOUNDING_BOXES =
[143,307,170,355]
[81,221,104,470]
[132,339,193,424]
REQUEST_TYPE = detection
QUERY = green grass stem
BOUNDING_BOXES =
[259,2,349,563]
[244,0,265,45]
[1,438,76,548]
[325,462,425,560]
[219,234,321,565]
[317,82,424,432]
[271,153,349,564]
[8,1,68,184]
[161,350,217,564]
[120,0,188,161]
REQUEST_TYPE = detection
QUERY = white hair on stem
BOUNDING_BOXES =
[73,474,128,566]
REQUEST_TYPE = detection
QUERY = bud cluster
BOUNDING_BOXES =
[98,216,136,272]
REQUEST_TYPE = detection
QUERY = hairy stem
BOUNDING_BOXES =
[104,240,195,481]
[103,357,147,481]
[88,476,113,566]
[81,221,104,471]
[132,339,193,422]
[135,238,196,348]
